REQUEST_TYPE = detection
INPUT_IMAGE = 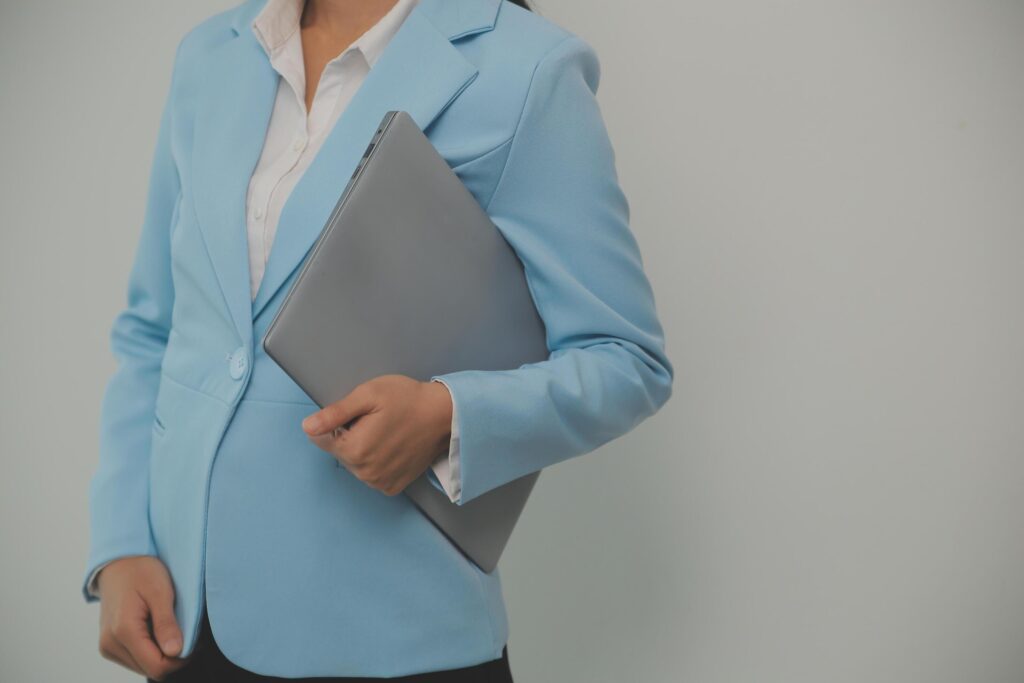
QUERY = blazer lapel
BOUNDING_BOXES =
[191,0,501,341]
[249,0,496,319]
[191,0,279,346]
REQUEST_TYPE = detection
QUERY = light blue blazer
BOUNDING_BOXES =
[84,0,673,676]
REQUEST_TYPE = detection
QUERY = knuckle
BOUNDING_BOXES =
[98,636,116,659]
[348,446,369,465]
[152,575,173,595]
[138,660,159,678]
[146,585,171,604]
[323,408,343,428]
[152,617,175,633]
[151,663,174,681]
[328,446,347,464]
[111,621,129,641]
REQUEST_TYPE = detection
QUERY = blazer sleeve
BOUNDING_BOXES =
[430,35,674,506]
[82,38,185,602]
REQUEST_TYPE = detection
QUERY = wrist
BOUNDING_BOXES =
[424,380,453,456]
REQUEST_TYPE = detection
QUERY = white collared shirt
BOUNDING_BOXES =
[87,0,461,598]
[244,0,460,505]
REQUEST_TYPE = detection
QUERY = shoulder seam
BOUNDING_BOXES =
[483,33,580,213]
[165,35,189,202]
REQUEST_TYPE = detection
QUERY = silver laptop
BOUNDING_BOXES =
[262,110,549,573]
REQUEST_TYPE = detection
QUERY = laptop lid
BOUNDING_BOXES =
[262,110,548,572]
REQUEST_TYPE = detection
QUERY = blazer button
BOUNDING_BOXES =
[228,346,248,380]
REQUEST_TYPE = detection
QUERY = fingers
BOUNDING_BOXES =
[332,412,386,467]
[300,375,435,497]
[120,598,188,681]
[336,423,410,496]
[308,415,402,493]
[310,417,373,471]
[97,557,191,680]
[146,582,183,658]
[302,381,378,436]
[99,630,145,676]
[102,587,187,680]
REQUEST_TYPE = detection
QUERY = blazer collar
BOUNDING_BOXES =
[231,0,501,41]
[192,0,500,349]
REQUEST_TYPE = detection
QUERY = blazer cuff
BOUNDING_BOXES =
[427,378,461,503]
[85,561,111,599]
[82,552,157,603]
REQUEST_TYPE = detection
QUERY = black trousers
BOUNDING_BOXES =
[150,607,513,683]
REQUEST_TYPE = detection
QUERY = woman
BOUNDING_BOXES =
[83,0,673,680]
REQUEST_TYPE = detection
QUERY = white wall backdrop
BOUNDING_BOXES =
[1,1,1022,681]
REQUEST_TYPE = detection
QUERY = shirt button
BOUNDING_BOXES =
[228,346,248,380]
[253,206,264,220]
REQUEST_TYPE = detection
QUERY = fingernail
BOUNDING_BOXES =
[161,636,182,655]
[302,415,318,433]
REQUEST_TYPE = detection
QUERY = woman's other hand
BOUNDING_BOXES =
[97,556,188,681]
[302,375,453,496]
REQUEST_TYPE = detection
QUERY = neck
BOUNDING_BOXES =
[301,0,400,35]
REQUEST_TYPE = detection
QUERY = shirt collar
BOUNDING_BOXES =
[251,0,420,69]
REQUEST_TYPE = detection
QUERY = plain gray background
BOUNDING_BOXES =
[2,0,1023,681]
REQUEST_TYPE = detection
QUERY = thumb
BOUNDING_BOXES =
[303,381,377,436]
[146,589,183,657]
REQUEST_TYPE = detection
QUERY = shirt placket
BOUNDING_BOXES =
[257,36,312,274]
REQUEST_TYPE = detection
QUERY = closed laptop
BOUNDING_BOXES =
[262,110,549,572]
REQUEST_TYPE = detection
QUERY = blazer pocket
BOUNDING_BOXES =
[152,412,167,438]
[443,137,514,210]
[444,135,514,174]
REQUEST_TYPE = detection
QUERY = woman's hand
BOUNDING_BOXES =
[302,375,453,496]
[97,556,188,681]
